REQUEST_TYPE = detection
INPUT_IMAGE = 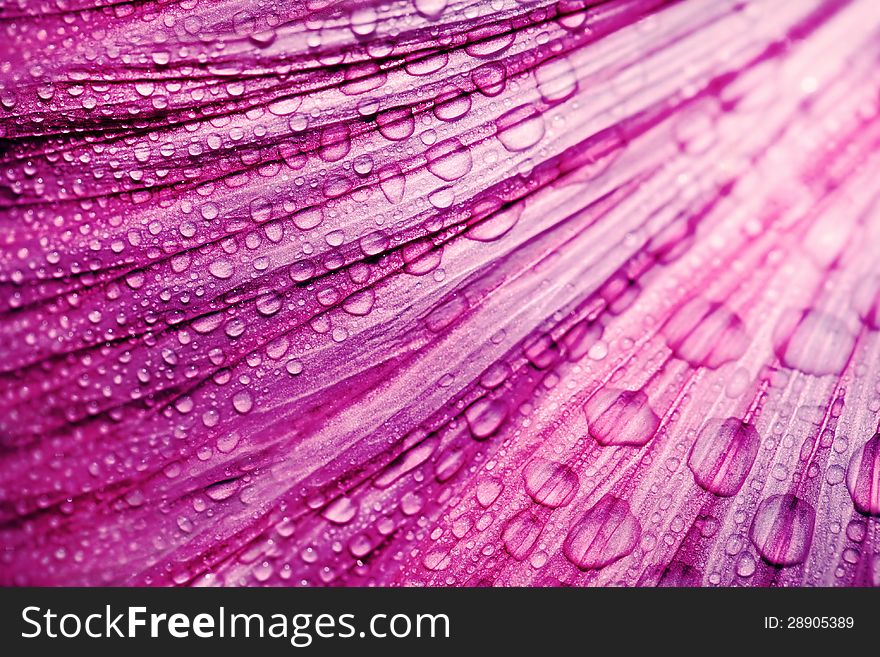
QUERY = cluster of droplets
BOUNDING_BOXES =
[1,0,879,587]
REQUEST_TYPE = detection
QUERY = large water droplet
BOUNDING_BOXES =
[323,496,359,524]
[688,418,760,496]
[664,298,748,369]
[846,434,880,515]
[522,458,579,508]
[536,57,578,103]
[502,510,543,560]
[584,388,660,447]
[773,309,856,376]
[465,398,508,439]
[426,138,472,181]
[749,494,815,566]
[496,104,545,152]
[414,0,447,19]
[563,494,641,569]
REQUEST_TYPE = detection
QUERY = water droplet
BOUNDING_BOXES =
[350,7,378,36]
[563,494,641,569]
[749,494,815,566]
[378,164,406,204]
[433,88,471,121]
[205,479,239,501]
[377,107,415,141]
[522,458,579,508]
[414,0,447,19]
[232,391,254,414]
[584,388,660,447]
[773,309,856,376]
[664,298,748,369]
[496,104,545,151]
[688,418,760,496]
[476,479,503,507]
[846,434,880,515]
[209,259,234,279]
[292,207,324,230]
[342,289,375,316]
[472,62,507,97]
[536,57,578,102]
[465,398,508,439]
[425,138,472,181]
[323,496,358,524]
[502,510,543,560]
